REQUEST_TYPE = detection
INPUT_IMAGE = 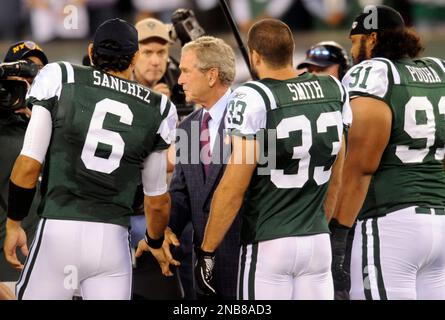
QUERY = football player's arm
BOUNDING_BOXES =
[324,137,346,221]
[333,97,392,226]
[201,136,258,252]
[5,105,52,269]
[138,150,179,276]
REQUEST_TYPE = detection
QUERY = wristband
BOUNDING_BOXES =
[7,180,36,221]
[144,230,164,249]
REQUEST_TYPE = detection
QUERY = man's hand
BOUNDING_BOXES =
[135,234,180,277]
[136,239,172,276]
[4,219,28,270]
[153,83,171,97]
[163,227,180,266]
[330,218,351,300]
[194,246,216,297]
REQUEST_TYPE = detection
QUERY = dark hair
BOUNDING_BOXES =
[91,40,134,72]
[247,19,294,68]
[372,28,424,60]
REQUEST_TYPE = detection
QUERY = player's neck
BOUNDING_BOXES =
[108,69,133,81]
[259,65,299,81]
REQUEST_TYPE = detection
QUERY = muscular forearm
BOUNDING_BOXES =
[324,139,345,221]
[201,137,257,252]
[334,167,373,227]
[145,193,171,239]
[201,185,244,252]
[10,155,41,188]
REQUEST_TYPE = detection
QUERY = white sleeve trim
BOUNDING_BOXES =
[329,75,345,101]
[20,105,52,164]
[247,81,277,110]
[425,57,445,74]
[159,93,168,115]
[156,101,178,145]
[27,62,63,101]
[330,75,352,127]
[142,150,168,196]
[62,61,75,83]
[373,57,401,84]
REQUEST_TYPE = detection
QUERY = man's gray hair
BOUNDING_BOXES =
[182,36,235,86]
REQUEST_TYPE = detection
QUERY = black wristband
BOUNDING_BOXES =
[7,180,36,221]
[329,218,350,254]
[194,246,215,259]
[144,230,164,249]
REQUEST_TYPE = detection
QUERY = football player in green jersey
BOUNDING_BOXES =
[3,18,177,300]
[332,5,445,299]
[195,19,352,300]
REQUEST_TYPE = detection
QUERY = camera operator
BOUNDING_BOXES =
[0,40,48,299]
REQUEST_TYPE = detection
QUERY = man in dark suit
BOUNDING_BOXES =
[155,36,240,300]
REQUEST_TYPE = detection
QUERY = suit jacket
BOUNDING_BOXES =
[169,107,241,299]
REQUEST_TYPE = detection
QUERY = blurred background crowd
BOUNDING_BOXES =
[0,0,444,84]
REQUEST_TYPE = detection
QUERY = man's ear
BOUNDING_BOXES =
[251,50,261,67]
[369,32,378,47]
[207,68,219,87]
[88,43,94,66]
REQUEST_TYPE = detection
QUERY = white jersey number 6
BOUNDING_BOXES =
[81,98,133,174]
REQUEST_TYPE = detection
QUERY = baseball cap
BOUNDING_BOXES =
[350,5,405,36]
[297,41,349,69]
[93,18,139,56]
[135,18,173,43]
[4,41,48,65]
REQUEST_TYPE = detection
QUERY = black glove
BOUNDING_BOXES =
[330,218,351,300]
[194,246,217,297]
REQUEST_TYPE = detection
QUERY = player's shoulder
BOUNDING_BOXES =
[42,61,90,85]
[420,57,445,79]
[231,80,275,111]
[344,58,391,79]
[38,61,64,78]
[342,58,394,99]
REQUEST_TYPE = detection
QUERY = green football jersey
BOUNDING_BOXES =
[227,73,352,244]
[26,62,177,227]
[343,57,445,220]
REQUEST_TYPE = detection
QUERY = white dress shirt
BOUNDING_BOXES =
[201,89,231,151]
